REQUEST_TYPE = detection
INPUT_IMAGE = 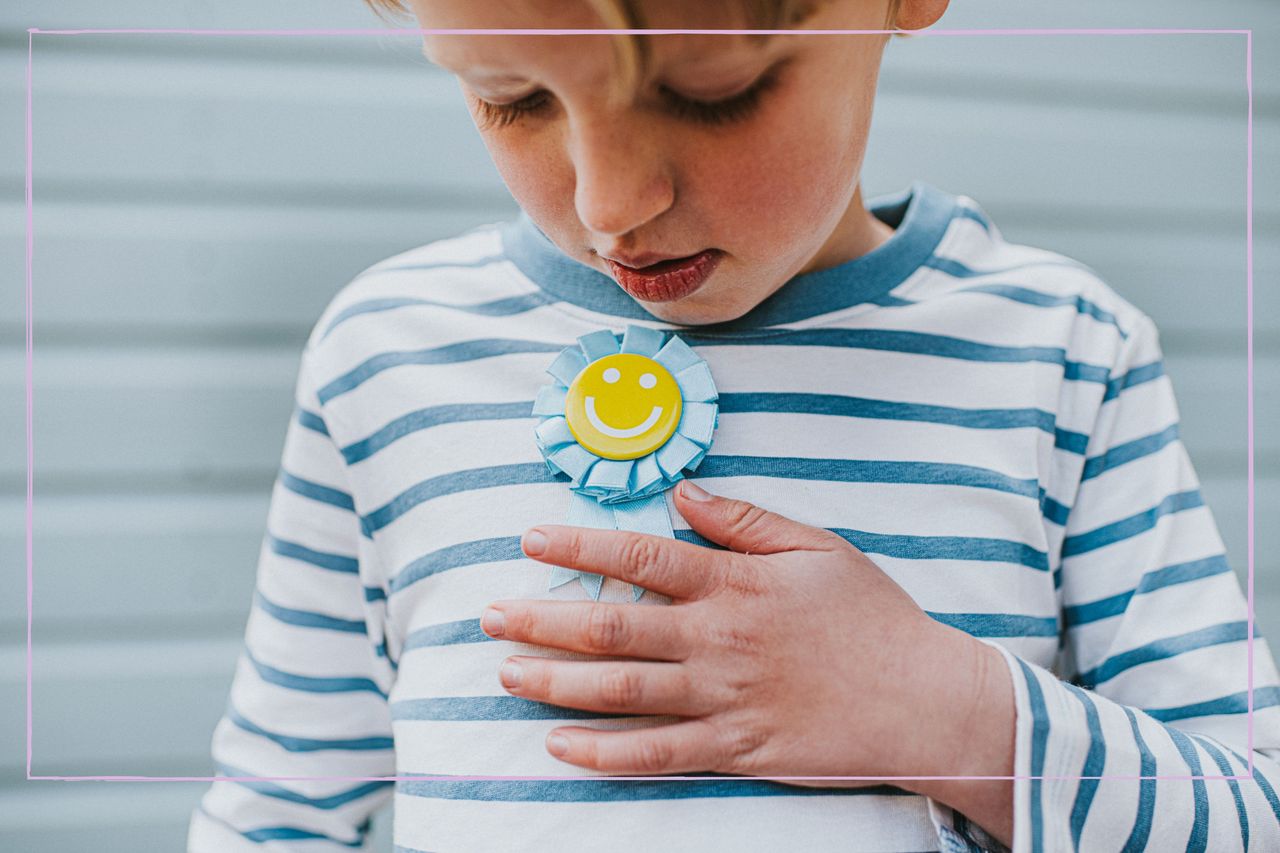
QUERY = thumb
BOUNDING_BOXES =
[674,479,841,555]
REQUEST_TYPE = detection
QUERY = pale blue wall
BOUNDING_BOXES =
[2,1,1276,849]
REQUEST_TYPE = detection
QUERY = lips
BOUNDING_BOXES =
[603,249,723,303]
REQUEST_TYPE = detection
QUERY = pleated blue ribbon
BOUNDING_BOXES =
[532,324,719,601]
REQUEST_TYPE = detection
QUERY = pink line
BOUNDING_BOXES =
[27,774,1253,782]
[1246,28,1256,774]
[24,28,33,782]
[23,26,1262,786]
[28,26,1251,37]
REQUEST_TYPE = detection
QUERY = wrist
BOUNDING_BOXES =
[894,625,1015,793]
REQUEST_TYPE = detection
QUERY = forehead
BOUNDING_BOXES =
[412,0,785,83]
[422,31,780,83]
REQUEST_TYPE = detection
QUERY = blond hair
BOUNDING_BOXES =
[365,0,905,97]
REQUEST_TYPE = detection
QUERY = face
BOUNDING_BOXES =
[410,0,898,325]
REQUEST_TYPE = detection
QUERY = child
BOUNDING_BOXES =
[189,1,1280,850]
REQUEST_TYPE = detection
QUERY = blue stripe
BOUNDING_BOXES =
[405,619,491,650]
[321,292,547,341]
[344,401,535,464]
[1190,736,1250,850]
[365,586,387,602]
[1061,490,1203,558]
[1120,706,1156,851]
[926,612,1058,638]
[1103,361,1164,402]
[833,529,1049,570]
[387,527,1048,598]
[719,392,1070,440]
[1081,424,1180,481]
[1054,427,1090,454]
[227,704,394,752]
[1062,684,1105,848]
[279,470,355,512]
[240,826,363,846]
[268,533,359,574]
[1164,727,1209,853]
[317,329,1114,405]
[948,284,1126,338]
[394,774,912,802]
[245,649,387,697]
[1145,685,1280,722]
[390,536,526,594]
[344,391,1088,466]
[365,455,1040,535]
[317,339,565,404]
[254,590,366,634]
[217,762,391,810]
[1015,658,1049,853]
[1064,555,1232,628]
[1041,495,1071,526]
[923,255,1093,279]
[296,407,330,436]
[956,205,992,231]
[1076,621,1249,688]
[1218,742,1280,823]
[391,695,648,722]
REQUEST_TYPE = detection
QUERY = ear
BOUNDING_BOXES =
[893,0,950,31]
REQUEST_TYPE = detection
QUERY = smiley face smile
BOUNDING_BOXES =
[584,397,663,438]
[564,353,683,460]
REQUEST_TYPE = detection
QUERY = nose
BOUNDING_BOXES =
[569,114,675,239]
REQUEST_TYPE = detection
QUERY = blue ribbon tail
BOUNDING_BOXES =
[547,492,673,602]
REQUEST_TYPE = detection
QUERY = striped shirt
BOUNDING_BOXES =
[188,182,1280,852]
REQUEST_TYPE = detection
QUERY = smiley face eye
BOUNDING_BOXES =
[602,367,621,383]
[639,373,657,389]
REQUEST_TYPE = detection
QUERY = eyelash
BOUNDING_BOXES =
[472,70,781,130]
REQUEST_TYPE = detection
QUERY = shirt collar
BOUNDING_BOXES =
[499,180,958,329]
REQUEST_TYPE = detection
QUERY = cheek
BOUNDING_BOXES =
[692,99,868,250]
[481,131,576,226]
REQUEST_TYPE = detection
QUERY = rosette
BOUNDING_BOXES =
[531,324,719,601]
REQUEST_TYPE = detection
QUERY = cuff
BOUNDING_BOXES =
[977,638,1099,853]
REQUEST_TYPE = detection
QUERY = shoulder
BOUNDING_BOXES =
[298,219,535,377]
[922,192,1161,372]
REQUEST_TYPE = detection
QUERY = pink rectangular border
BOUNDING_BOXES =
[24,26,1257,784]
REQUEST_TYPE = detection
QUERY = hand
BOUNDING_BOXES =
[480,479,987,783]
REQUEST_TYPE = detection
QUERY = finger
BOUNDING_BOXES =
[482,599,692,661]
[544,718,740,775]
[499,657,713,717]
[673,480,843,555]
[521,524,730,601]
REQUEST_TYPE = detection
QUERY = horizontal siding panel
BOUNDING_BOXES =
[18,638,240,777]
[13,47,1270,222]
[4,201,517,332]
[4,206,1266,338]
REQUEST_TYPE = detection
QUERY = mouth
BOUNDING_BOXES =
[584,397,664,438]
[603,249,723,302]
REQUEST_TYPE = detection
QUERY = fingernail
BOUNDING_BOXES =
[681,480,712,501]
[481,608,505,637]
[499,659,522,688]
[547,733,569,757]
[522,528,549,556]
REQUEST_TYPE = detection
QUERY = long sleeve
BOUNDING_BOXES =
[187,341,396,851]
[933,314,1280,852]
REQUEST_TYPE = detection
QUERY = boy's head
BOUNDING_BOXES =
[366,0,948,326]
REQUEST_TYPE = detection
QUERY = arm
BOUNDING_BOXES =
[912,315,1280,852]
[187,343,396,851]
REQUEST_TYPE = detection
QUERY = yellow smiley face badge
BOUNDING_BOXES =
[563,353,683,460]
